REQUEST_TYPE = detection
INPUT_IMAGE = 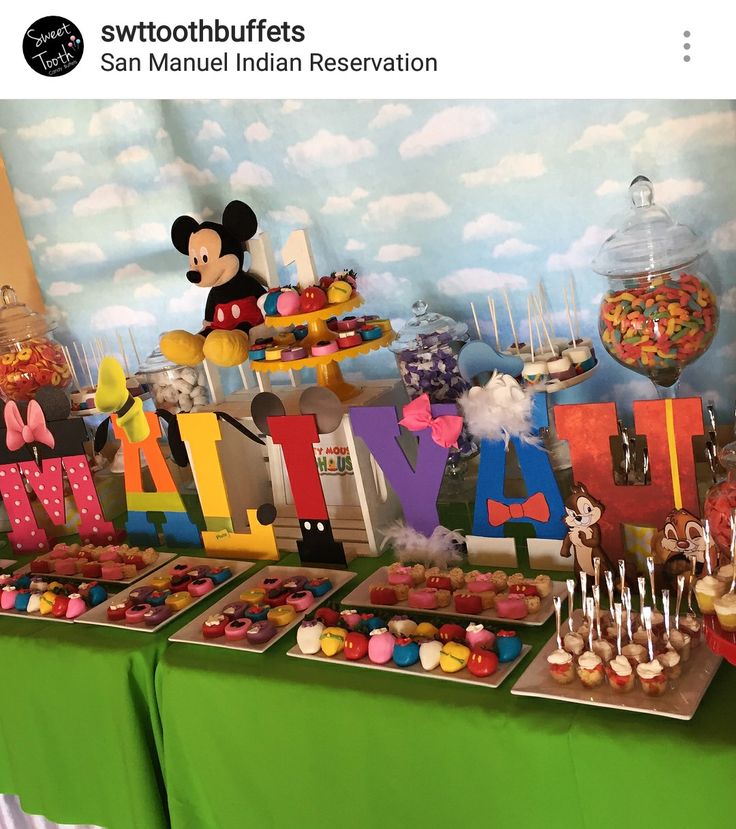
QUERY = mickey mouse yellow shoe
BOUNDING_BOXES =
[159,330,206,367]
[202,329,249,367]
[94,357,149,444]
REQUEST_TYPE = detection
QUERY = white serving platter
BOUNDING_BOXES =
[0,602,74,623]
[74,557,254,633]
[14,552,177,585]
[288,642,531,689]
[169,566,357,653]
[341,567,566,626]
[511,609,722,720]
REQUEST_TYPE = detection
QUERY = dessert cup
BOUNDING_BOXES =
[576,651,605,687]
[714,592,736,632]
[547,648,575,684]
[636,659,668,696]
[606,655,635,692]
[694,575,726,614]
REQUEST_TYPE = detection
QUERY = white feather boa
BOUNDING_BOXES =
[381,522,465,568]
[459,371,540,447]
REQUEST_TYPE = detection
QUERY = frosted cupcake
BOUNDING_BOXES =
[636,659,667,696]
[547,648,575,684]
[714,592,736,632]
[606,654,634,693]
[694,575,727,614]
[576,651,605,688]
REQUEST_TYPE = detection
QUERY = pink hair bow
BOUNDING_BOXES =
[4,400,55,452]
[398,394,463,450]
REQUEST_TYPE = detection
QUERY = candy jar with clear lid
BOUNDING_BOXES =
[389,300,470,403]
[0,285,71,402]
[593,176,718,393]
[136,346,210,414]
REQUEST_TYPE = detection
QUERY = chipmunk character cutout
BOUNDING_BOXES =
[560,483,615,576]
[651,509,705,586]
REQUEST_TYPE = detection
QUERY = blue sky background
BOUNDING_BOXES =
[0,99,735,411]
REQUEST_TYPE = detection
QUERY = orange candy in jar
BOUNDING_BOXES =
[0,286,71,402]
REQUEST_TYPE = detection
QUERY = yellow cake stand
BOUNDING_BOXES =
[254,294,396,401]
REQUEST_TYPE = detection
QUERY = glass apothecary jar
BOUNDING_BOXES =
[703,442,736,565]
[137,347,210,414]
[593,176,718,391]
[0,285,71,402]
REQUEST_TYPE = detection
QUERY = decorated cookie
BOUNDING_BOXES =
[320,626,347,657]
[344,631,369,660]
[297,619,324,654]
[439,642,471,673]
[419,639,443,671]
[367,627,395,664]
[496,630,523,662]
[468,648,499,678]
[393,637,420,667]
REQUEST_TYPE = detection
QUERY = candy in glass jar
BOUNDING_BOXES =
[0,285,71,402]
[592,177,718,391]
[136,347,210,414]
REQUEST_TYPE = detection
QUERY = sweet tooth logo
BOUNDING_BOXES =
[23,16,84,77]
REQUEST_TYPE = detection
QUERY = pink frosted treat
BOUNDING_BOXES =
[101,563,124,580]
[367,628,395,664]
[408,587,439,609]
[340,609,362,629]
[496,594,528,620]
[387,565,415,586]
[465,623,495,649]
[98,548,122,563]
[466,572,496,594]
[53,559,78,576]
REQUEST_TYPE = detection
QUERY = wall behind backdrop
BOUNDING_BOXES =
[0,99,735,410]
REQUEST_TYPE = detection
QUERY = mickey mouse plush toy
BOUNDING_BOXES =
[160,200,266,367]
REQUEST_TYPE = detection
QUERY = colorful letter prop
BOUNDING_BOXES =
[555,398,703,559]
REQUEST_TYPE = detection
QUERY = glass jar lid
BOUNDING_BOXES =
[389,300,469,354]
[136,345,181,374]
[592,176,707,278]
[0,285,55,347]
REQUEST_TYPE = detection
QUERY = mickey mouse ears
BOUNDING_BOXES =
[252,387,343,436]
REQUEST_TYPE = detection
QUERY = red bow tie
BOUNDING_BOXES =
[487,492,550,526]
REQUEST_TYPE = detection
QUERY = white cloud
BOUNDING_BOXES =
[113,263,154,283]
[268,205,311,226]
[51,175,83,192]
[42,150,84,172]
[492,238,538,258]
[209,145,231,163]
[47,281,83,297]
[461,152,546,188]
[360,271,410,301]
[362,192,450,230]
[286,129,376,172]
[73,184,140,217]
[369,103,412,129]
[547,226,612,271]
[17,117,74,140]
[13,189,55,217]
[569,110,649,152]
[281,100,303,114]
[720,286,736,312]
[437,268,528,295]
[160,158,216,186]
[611,378,656,401]
[41,242,105,268]
[91,305,156,330]
[134,282,163,299]
[27,234,47,251]
[320,187,369,215]
[245,121,272,142]
[115,145,151,165]
[376,244,421,262]
[399,105,495,159]
[634,111,736,155]
[718,343,736,359]
[229,160,273,189]
[168,286,205,314]
[345,239,366,251]
[463,213,521,241]
[196,119,225,141]
[595,179,626,197]
[156,128,169,140]
[114,222,168,244]
[89,102,145,136]
[713,218,736,251]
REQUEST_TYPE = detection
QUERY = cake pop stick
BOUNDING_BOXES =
[526,295,535,361]
[533,293,557,355]
[62,346,81,393]
[569,273,580,343]
[594,556,601,589]
[605,570,615,614]
[623,587,634,643]
[487,296,500,350]
[128,327,141,367]
[115,331,131,377]
[703,518,713,576]
[646,556,657,611]
[502,289,520,353]
[579,571,587,612]
[618,559,626,594]
[642,606,655,662]
[553,595,563,649]
[675,574,685,630]
[586,597,595,652]
[614,603,623,655]
[687,555,697,615]
[470,302,482,341]
[566,578,575,632]
[662,589,671,644]
[74,342,92,388]
[562,286,576,346]
[638,576,647,611]
[593,584,602,639]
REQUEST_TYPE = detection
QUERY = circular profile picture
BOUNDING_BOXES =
[23,16,84,77]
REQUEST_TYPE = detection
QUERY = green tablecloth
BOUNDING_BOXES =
[157,553,736,829]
